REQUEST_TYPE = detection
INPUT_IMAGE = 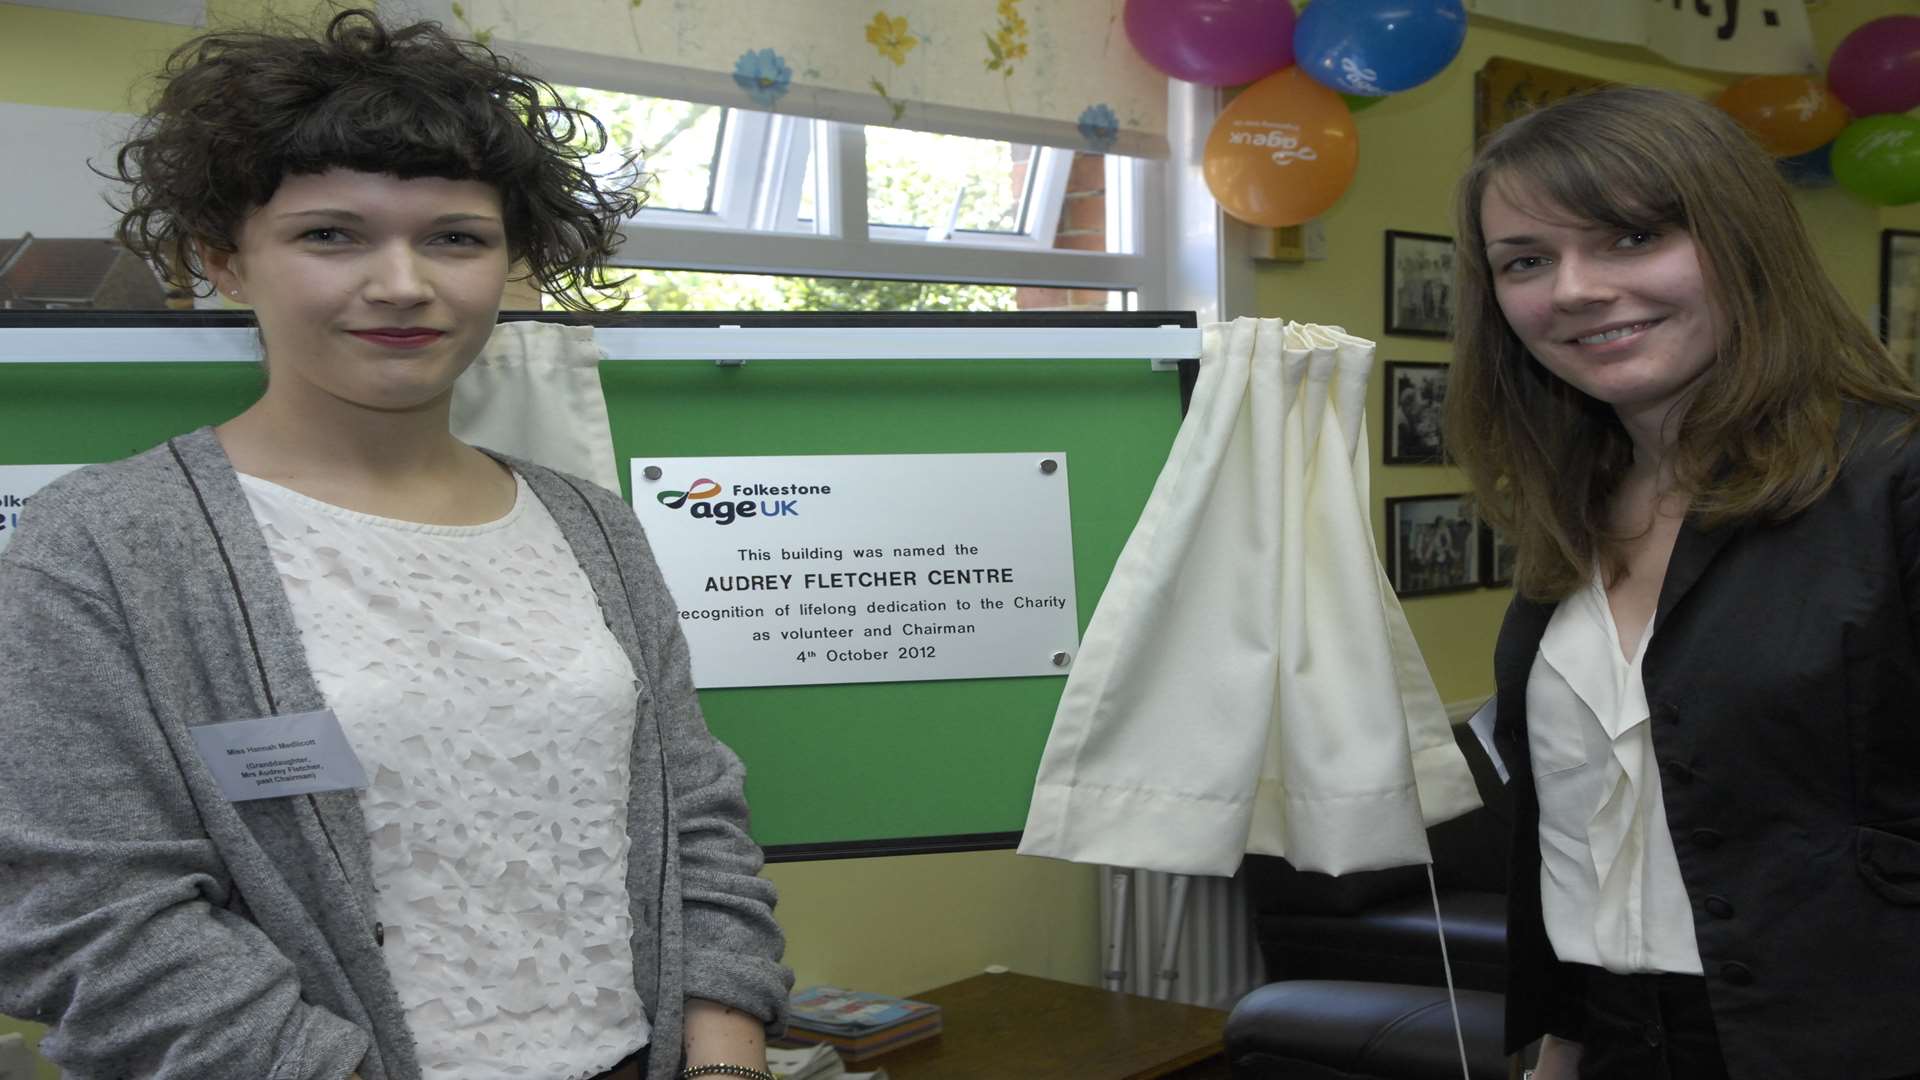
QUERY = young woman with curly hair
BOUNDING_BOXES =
[1448,85,1920,1080]
[0,10,789,1080]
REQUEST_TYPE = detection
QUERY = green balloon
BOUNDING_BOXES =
[1341,93,1386,113]
[1833,114,1920,206]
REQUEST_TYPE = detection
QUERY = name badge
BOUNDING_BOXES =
[188,709,370,802]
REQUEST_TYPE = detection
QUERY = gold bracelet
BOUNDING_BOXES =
[680,1065,776,1080]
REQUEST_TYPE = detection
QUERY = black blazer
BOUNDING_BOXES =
[1492,408,1920,1080]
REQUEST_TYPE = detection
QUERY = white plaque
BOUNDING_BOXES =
[0,464,85,554]
[632,453,1080,688]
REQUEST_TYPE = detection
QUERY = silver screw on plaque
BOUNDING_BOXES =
[643,465,663,482]
[1039,458,1059,475]
[1051,651,1070,667]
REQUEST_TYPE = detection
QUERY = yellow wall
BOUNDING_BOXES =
[1257,1,1920,706]
[1,2,1916,1075]
[0,4,193,111]
[0,1,345,113]
[763,851,1100,993]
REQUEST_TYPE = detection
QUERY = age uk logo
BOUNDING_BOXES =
[657,477,802,526]
[656,478,721,509]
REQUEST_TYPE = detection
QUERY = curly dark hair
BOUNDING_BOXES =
[108,7,639,309]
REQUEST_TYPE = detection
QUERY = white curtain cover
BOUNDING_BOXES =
[1020,318,1479,878]
[450,321,622,493]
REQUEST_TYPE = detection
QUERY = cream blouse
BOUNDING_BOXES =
[1526,574,1704,975]
[240,473,650,1080]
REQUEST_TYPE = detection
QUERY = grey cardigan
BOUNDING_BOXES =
[0,428,790,1080]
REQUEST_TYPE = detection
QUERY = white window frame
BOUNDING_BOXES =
[603,109,1167,308]
[628,108,770,231]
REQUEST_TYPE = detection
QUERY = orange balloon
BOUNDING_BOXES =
[1204,66,1358,227]
[1714,75,1850,158]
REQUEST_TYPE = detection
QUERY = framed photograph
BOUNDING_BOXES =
[1385,494,1479,597]
[1880,229,1920,379]
[1473,57,1610,145]
[1480,520,1516,589]
[1385,230,1456,339]
[1384,360,1449,464]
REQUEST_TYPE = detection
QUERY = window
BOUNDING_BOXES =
[553,85,1162,313]
[577,268,1136,314]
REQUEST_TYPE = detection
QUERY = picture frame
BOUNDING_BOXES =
[1480,520,1516,589]
[1384,230,1456,339]
[1880,229,1920,379]
[1385,493,1479,597]
[1473,57,1610,146]
[1384,360,1449,465]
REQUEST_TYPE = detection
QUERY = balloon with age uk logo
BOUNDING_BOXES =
[1832,114,1920,206]
[1294,0,1468,97]
[1204,66,1358,227]
[1713,75,1850,158]
[1123,0,1297,87]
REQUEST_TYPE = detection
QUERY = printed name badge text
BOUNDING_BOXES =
[187,709,370,802]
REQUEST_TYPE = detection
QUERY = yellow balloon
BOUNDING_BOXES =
[1204,66,1359,227]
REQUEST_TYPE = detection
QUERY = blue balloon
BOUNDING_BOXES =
[1294,0,1468,97]
[1778,141,1835,188]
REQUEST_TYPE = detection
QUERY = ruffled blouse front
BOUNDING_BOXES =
[1526,575,1703,975]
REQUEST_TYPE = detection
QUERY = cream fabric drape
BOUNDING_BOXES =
[1020,318,1479,878]
[451,321,621,493]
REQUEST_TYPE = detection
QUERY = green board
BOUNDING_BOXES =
[602,359,1182,857]
[0,343,1184,859]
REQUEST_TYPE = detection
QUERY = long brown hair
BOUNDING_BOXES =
[1447,86,1920,601]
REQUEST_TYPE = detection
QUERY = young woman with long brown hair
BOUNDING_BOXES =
[1448,86,1920,1080]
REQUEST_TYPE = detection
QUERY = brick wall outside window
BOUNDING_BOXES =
[1017,152,1112,311]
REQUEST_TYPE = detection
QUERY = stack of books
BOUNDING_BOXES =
[776,985,944,1062]
[766,1042,889,1080]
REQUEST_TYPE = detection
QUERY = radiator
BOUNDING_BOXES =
[1099,867,1267,1009]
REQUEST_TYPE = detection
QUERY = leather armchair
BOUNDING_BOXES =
[1225,720,1518,1080]
[1241,720,1513,993]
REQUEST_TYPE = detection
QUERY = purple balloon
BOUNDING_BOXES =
[1124,0,1296,87]
[1829,15,1920,117]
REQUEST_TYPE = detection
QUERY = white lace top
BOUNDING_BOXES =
[239,472,651,1079]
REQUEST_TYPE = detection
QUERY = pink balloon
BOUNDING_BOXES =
[1124,0,1297,87]
[1829,15,1920,117]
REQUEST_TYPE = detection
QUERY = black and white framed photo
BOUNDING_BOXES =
[1385,230,1456,339]
[1880,229,1920,378]
[1385,494,1479,597]
[1384,360,1449,464]
[1480,520,1516,588]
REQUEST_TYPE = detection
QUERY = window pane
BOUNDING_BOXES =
[865,128,1033,234]
[554,269,1129,313]
[554,85,723,214]
[796,156,817,225]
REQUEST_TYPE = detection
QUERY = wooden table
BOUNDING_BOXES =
[868,972,1231,1079]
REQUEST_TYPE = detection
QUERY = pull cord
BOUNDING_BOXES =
[1427,862,1472,1080]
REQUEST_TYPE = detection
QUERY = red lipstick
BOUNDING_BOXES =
[349,328,445,349]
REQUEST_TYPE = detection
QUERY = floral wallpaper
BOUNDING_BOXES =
[408,0,1168,157]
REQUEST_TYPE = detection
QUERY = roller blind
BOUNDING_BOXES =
[402,0,1170,157]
